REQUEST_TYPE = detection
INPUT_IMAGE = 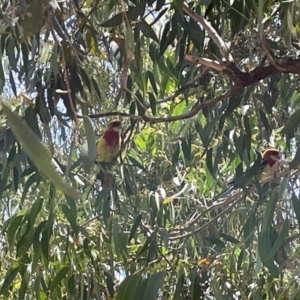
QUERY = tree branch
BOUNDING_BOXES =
[185,55,224,72]
[78,87,240,123]
[182,4,232,62]
[188,54,300,87]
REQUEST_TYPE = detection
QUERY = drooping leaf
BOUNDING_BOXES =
[2,103,82,199]
[281,107,300,134]
[116,273,142,300]
[129,214,142,242]
[0,266,20,296]
[143,272,165,300]
[50,266,71,293]
[139,20,159,43]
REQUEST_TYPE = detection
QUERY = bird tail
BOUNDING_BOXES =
[213,184,236,202]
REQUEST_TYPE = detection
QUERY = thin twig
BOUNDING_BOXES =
[155,68,210,105]
[76,87,239,123]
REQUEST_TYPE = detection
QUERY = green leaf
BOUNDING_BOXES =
[67,275,76,298]
[50,266,70,292]
[2,103,81,199]
[292,194,300,227]
[149,41,159,62]
[262,187,279,232]
[268,220,289,260]
[143,272,165,300]
[7,214,24,250]
[174,272,184,300]
[237,249,244,271]
[243,213,257,248]
[0,52,5,93]
[0,266,20,296]
[29,197,44,226]
[113,218,121,257]
[24,106,42,140]
[9,70,17,97]
[218,232,240,244]
[146,71,158,95]
[82,115,97,162]
[124,166,136,195]
[281,107,300,134]
[129,214,142,242]
[258,231,279,278]
[100,14,123,27]
[21,173,39,204]
[259,109,270,132]
[289,147,300,169]
[65,195,77,220]
[181,137,191,163]
[100,2,146,27]
[34,272,42,300]
[204,237,225,248]
[19,266,29,300]
[128,150,146,171]
[13,166,18,192]
[41,227,50,264]
[62,204,77,233]
[157,58,178,82]
[116,274,142,300]
[205,147,214,176]
[172,143,180,168]
[137,234,155,258]
[139,20,159,43]
[135,135,147,151]
[148,92,157,116]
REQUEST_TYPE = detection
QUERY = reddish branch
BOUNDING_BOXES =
[185,55,300,87]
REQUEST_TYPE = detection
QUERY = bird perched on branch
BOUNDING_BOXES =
[96,119,122,185]
[213,148,280,201]
[96,119,121,162]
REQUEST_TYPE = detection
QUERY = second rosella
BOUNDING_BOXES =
[213,148,280,201]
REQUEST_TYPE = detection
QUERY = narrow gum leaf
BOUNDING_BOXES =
[2,103,82,199]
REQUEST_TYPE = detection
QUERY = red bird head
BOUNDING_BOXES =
[103,119,121,146]
[262,148,280,167]
[106,119,122,132]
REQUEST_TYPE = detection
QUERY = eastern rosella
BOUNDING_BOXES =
[96,119,121,185]
[96,119,121,162]
[214,148,280,201]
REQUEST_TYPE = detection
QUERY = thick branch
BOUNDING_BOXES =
[188,54,300,87]
[223,57,300,86]
[185,55,223,72]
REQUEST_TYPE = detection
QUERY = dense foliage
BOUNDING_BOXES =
[1,0,300,298]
